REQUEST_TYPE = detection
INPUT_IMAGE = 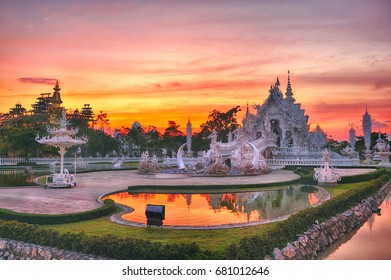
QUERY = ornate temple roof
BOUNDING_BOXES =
[253,73,309,130]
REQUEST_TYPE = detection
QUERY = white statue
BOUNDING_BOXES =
[314,148,341,186]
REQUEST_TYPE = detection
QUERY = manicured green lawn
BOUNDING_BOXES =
[42,216,278,253]
[41,181,359,254]
[322,182,359,197]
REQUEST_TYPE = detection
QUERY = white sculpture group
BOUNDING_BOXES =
[314,148,341,186]
[137,151,160,173]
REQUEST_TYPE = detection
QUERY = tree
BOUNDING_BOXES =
[162,121,185,156]
[96,111,110,133]
[200,106,241,142]
[145,125,162,155]
[127,123,146,157]
[164,121,184,138]
[7,127,40,158]
[81,129,119,157]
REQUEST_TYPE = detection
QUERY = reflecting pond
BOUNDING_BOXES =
[0,168,49,187]
[105,186,325,227]
[321,191,391,259]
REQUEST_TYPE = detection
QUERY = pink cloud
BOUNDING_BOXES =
[18,77,57,85]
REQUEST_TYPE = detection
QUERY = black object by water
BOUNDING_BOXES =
[145,204,165,228]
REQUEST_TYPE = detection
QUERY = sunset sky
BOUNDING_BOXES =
[0,0,390,140]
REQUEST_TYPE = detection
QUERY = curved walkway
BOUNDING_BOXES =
[0,168,376,215]
[0,169,298,214]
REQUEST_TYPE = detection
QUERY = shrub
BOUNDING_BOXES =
[0,199,116,224]
[16,162,38,166]
[339,168,385,184]
[0,219,203,260]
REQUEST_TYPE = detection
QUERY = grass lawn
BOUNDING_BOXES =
[40,181,360,254]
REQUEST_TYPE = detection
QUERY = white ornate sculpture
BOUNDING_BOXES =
[161,148,171,168]
[138,151,159,173]
[341,145,358,159]
[374,133,391,167]
[314,148,341,186]
[36,110,88,188]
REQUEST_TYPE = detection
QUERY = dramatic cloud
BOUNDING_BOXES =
[372,119,388,129]
[0,0,390,140]
[17,77,57,85]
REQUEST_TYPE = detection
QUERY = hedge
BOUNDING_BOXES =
[339,168,385,184]
[227,171,391,259]
[0,219,210,259]
[0,199,116,224]
[16,162,38,166]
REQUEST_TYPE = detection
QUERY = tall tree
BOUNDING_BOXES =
[96,111,110,133]
[200,106,241,142]
[162,121,185,156]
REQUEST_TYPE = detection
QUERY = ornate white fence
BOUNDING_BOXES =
[0,156,361,167]
[0,157,140,166]
[266,158,360,167]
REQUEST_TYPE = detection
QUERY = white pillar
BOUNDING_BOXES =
[59,146,65,177]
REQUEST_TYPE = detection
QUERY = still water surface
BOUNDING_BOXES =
[105,186,321,226]
[322,192,391,259]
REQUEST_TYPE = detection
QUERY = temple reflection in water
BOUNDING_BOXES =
[105,187,322,227]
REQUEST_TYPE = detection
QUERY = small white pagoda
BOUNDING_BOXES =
[374,133,391,167]
[36,110,88,188]
[314,148,341,187]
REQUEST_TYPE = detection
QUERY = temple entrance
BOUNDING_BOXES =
[271,119,282,147]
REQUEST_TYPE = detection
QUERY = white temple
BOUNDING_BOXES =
[242,72,329,154]
[177,72,359,171]
[217,71,333,164]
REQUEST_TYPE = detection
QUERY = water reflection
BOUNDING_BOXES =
[105,186,322,226]
[322,192,391,260]
[0,168,48,187]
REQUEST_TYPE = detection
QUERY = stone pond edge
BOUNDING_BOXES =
[267,181,391,260]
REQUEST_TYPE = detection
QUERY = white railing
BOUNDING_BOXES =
[0,156,361,167]
[0,156,140,166]
[266,158,360,167]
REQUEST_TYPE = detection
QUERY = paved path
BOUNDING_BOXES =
[0,169,299,214]
[0,168,376,215]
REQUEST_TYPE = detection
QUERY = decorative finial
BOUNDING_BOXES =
[276,77,280,86]
[53,79,61,92]
[287,70,292,91]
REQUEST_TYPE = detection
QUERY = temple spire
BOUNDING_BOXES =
[186,117,192,155]
[276,77,280,86]
[285,70,295,103]
[287,70,292,91]
[51,79,63,105]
